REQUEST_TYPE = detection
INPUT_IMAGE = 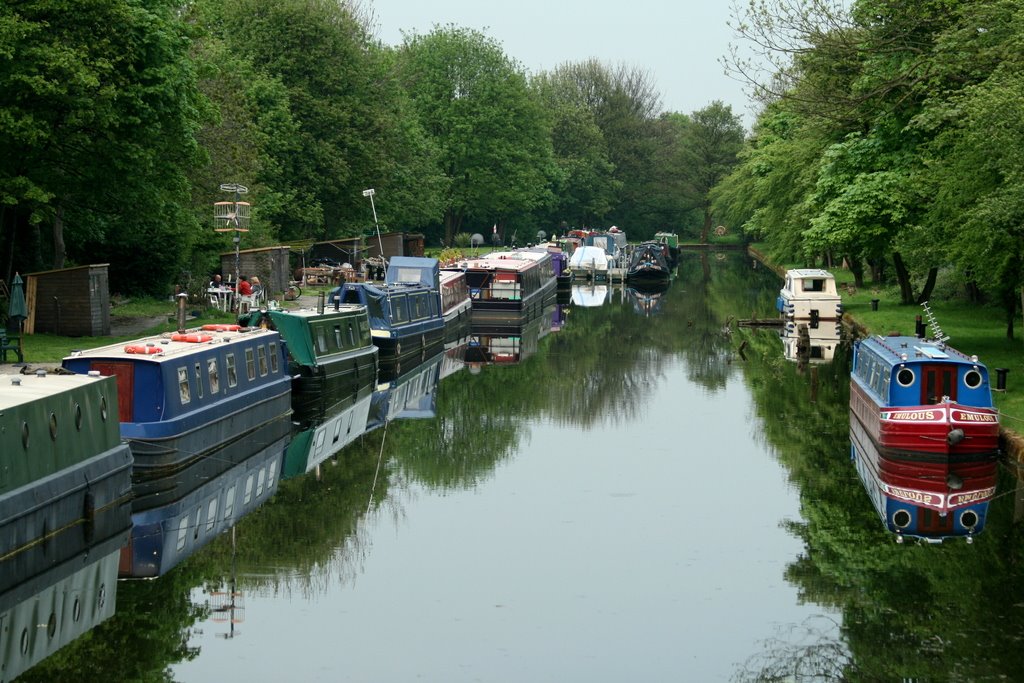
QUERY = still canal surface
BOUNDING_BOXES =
[20,251,1024,682]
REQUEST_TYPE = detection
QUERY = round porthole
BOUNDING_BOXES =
[75,403,83,430]
[961,510,979,529]
[21,421,29,449]
[49,412,58,441]
[99,396,108,421]
[893,510,912,529]
[964,370,983,390]
[896,368,915,387]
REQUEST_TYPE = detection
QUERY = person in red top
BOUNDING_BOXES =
[236,276,253,296]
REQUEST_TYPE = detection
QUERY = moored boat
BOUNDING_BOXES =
[850,408,995,543]
[568,245,612,282]
[331,256,445,365]
[62,326,293,482]
[439,268,472,325]
[0,372,133,586]
[654,231,680,265]
[444,249,557,323]
[624,241,671,286]
[242,303,379,417]
[850,334,999,462]
[780,320,843,363]
[776,268,842,324]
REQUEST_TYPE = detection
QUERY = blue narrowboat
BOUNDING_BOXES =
[330,256,445,366]
[850,334,999,462]
[62,326,293,481]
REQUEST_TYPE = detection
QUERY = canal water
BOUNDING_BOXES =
[20,251,1024,682]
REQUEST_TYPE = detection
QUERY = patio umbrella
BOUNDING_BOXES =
[8,273,26,361]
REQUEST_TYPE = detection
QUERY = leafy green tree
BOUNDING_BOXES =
[675,101,745,243]
[0,0,205,294]
[212,0,446,241]
[396,25,556,245]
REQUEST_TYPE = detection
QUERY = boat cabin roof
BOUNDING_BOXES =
[63,326,282,364]
[0,371,113,411]
[385,256,439,289]
[270,304,366,321]
[447,257,539,273]
[858,335,980,366]
[786,268,835,280]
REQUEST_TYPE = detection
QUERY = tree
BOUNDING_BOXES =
[676,101,745,243]
[0,0,205,294]
[396,25,556,245]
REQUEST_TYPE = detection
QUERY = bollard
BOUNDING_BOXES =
[870,299,880,311]
[995,368,1009,392]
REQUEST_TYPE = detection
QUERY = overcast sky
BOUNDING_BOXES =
[367,0,756,127]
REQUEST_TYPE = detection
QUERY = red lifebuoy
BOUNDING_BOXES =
[170,333,214,343]
[124,345,162,355]
[201,324,241,332]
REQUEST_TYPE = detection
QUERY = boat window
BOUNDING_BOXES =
[269,343,279,373]
[256,468,266,497]
[348,322,356,347]
[100,395,108,421]
[245,348,256,381]
[193,509,200,540]
[804,278,825,292]
[267,460,277,490]
[176,517,189,551]
[314,429,327,450]
[317,327,328,354]
[21,421,29,450]
[74,404,83,430]
[391,295,408,324]
[896,367,915,387]
[243,474,254,504]
[224,485,236,519]
[226,354,238,388]
[332,419,343,444]
[178,367,191,405]
[964,369,983,389]
[49,412,57,441]
[334,324,343,349]
[206,499,217,532]
[257,345,268,376]
[207,358,220,394]
[194,362,204,399]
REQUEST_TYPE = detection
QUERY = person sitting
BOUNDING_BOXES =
[236,276,253,296]
[209,273,224,289]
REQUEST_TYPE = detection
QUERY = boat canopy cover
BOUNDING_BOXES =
[386,257,439,289]
[569,246,610,269]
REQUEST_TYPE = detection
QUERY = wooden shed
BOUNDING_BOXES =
[220,246,291,296]
[307,238,368,268]
[24,264,110,337]
[403,233,425,257]
[364,231,411,260]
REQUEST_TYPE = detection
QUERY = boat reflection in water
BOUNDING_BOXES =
[570,283,609,308]
[779,320,843,364]
[283,381,374,479]
[465,304,556,367]
[850,408,997,543]
[368,352,446,431]
[626,283,669,317]
[0,532,126,681]
[121,435,287,578]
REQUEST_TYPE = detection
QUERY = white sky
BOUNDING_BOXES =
[368,0,757,127]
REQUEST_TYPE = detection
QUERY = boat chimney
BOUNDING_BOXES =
[317,290,326,315]
[176,293,188,333]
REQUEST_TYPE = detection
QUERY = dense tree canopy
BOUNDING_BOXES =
[1,0,746,296]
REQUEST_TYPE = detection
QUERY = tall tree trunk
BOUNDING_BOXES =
[891,251,914,304]
[846,254,864,288]
[1,206,12,284]
[700,205,712,244]
[53,204,66,269]
[915,267,938,305]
